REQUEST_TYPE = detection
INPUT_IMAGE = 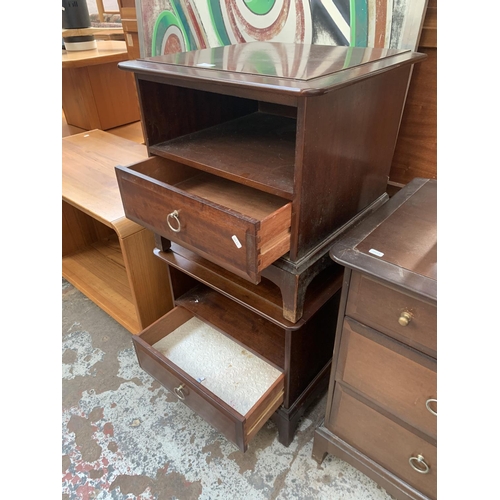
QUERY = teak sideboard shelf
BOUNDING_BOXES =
[62,130,173,334]
[312,178,437,500]
[114,42,426,451]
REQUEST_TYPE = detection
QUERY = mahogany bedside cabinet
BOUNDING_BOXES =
[114,43,426,451]
[312,178,437,500]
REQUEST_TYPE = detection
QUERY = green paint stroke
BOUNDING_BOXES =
[208,0,231,46]
[244,0,276,15]
[171,0,197,50]
[151,10,190,56]
[349,0,368,47]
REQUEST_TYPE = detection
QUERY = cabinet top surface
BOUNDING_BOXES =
[140,43,408,81]
[330,178,437,301]
[119,42,425,95]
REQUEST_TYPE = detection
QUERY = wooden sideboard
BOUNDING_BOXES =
[62,130,172,333]
[62,40,141,130]
[114,42,426,451]
[312,178,437,499]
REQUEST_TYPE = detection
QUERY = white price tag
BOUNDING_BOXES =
[232,235,242,249]
[368,248,384,257]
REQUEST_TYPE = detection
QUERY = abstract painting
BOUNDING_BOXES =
[137,0,428,58]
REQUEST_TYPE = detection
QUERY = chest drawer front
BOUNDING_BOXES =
[346,272,436,357]
[332,386,437,499]
[132,305,284,452]
[116,157,291,284]
[338,318,437,439]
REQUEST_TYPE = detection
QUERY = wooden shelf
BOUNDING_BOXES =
[156,243,343,329]
[63,235,139,332]
[62,130,173,333]
[149,112,296,199]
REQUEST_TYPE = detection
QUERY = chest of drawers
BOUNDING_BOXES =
[114,43,426,451]
[312,178,437,499]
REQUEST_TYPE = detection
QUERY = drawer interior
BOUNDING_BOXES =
[125,155,291,221]
[153,314,282,416]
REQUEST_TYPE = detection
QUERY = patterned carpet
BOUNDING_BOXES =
[62,278,392,500]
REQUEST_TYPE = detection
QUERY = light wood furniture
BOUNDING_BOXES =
[390,0,437,185]
[114,43,426,451]
[62,130,172,334]
[62,27,125,41]
[312,178,437,500]
[62,40,140,131]
[117,0,141,60]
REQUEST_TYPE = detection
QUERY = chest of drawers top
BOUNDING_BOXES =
[330,178,437,305]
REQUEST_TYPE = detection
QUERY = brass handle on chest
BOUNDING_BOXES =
[425,398,437,416]
[174,383,186,400]
[167,210,182,232]
[398,311,412,327]
[409,454,430,474]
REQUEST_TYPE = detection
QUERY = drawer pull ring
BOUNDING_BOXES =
[167,210,181,232]
[174,383,186,400]
[409,455,430,474]
[398,311,412,327]
[425,398,437,416]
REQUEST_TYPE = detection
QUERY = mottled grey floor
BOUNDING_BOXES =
[62,278,392,500]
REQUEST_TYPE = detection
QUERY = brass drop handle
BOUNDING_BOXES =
[409,454,430,474]
[425,398,437,416]
[174,383,186,400]
[398,311,412,327]
[167,210,182,232]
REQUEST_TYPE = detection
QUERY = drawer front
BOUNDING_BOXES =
[338,318,437,439]
[331,386,437,499]
[346,272,436,357]
[132,306,284,452]
[115,160,291,284]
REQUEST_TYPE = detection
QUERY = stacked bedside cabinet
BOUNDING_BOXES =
[312,178,437,499]
[114,42,426,451]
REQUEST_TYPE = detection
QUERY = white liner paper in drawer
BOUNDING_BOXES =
[153,317,282,415]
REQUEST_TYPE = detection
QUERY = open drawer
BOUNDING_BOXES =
[132,305,285,452]
[115,156,292,284]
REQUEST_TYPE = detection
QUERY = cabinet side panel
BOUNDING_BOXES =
[285,289,341,407]
[292,65,412,259]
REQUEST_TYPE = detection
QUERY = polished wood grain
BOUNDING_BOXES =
[115,157,292,283]
[346,273,437,358]
[293,64,412,259]
[62,130,172,333]
[62,41,141,130]
[331,387,437,499]
[150,112,296,198]
[337,318,437,439]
